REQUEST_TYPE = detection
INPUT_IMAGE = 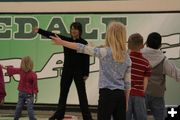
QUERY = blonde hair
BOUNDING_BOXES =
[20,56,33,72]
[128,33,143,50]
[105,22,127,63]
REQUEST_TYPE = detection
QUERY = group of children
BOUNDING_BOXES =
[0,21,180,120]
[50,22,180,120]
[0,56,38,120]
[127,32,180,120]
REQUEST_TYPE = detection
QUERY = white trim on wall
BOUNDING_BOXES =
[0,0,180,13]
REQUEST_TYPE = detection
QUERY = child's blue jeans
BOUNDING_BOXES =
[14,91,36,120]
[145,94,166,120]
[126,95,147,120]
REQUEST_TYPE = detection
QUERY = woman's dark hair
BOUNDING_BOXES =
[146,32,162,49]
[70,22,82,36]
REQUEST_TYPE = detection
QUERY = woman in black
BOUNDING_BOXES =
[33,22,92,120]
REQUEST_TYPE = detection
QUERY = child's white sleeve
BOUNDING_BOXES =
[124,66,131,90]
[164,59,180,82]
[77,43,107,58]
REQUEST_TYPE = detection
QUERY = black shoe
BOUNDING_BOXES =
[48,116,54,120]
[49,115,62,120]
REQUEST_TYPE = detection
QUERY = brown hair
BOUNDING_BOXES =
[20,56,33,72]
[128,33,143,50]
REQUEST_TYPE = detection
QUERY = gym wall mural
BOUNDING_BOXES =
[0,13,180,106]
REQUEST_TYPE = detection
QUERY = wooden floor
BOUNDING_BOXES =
[0,109,154,120]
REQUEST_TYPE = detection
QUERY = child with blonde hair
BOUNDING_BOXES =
[50,21,131,120]
[1,56,38,120]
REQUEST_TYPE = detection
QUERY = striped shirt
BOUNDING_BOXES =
[130,51,151,96]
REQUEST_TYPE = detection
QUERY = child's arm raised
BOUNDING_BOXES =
[0,65,20,75]
[50,34,78,50]
[0,65,7,70]
[144,77,149,92]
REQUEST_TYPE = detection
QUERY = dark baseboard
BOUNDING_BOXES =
[0,103,97,113]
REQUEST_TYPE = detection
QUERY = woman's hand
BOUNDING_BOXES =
[32,27,39,33]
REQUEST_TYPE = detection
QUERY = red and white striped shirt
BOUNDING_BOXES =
[130,51,151,96]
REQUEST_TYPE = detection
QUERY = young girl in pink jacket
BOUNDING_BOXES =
[1,56,38,120]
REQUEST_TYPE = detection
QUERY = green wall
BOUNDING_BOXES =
[0,13,180,105]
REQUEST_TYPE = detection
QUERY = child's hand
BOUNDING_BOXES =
[34,94,38,103]
[50,34,63,45]
[83,76,89,80]
[0,65,7,70]
[126,101,128,112]
[88,41,95,47]
[0,99,4,105]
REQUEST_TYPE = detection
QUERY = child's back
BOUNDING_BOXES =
[126,33,151,120]
[7,67,38,94]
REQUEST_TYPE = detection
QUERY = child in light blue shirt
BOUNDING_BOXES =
[50,22,131,120]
